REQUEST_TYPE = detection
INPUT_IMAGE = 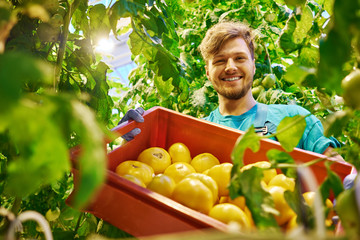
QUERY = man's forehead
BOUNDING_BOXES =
[210,39,251,58]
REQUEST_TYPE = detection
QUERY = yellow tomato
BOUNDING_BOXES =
[219,196,228,204]
[190,153,220,173]
[244,206,255,228]
[147,174,176,198]
[185,173,219,204]
[303,191,333,209]
[202,168,210,175]
[172,178,213,214]
[168,142,192,163]
[302,191,335,227]
[268,174,295,192]
[241,161,277,184]
[121,174,146,188]
[163,162,196,183]
[268,186,296,226]
[219,195,246,210]
[209,203,251,229]
[260,180,268,189]
[206,163,233,197]
[241,161,271,171]
[228,195,246,210]
[115,160,154,185]
[137,147,171,174]
[286,214,298,231]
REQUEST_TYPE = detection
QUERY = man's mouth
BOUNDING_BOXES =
[222,76,243,81]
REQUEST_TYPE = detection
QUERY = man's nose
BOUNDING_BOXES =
[225,58,237,73]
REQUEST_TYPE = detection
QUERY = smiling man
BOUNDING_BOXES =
[198,20,343,160]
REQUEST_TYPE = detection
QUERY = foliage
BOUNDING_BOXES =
[0,0,116,238]
[1,0,360,238]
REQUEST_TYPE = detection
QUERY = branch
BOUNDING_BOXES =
[54,0,82,90]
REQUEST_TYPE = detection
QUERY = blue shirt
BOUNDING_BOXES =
[204,103,339,154]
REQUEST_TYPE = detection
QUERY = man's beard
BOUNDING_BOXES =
[213,80,253,100]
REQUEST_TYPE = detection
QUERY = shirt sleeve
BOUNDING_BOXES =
[301,114,340,154]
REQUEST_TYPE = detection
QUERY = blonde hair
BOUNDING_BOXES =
[198,20,255,63]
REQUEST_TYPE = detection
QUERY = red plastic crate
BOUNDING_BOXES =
[68,106,353,237]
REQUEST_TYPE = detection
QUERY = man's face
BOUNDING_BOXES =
[206,37,256,100]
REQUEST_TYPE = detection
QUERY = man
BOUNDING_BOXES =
[198,20,343,161]
[120,20,343,162]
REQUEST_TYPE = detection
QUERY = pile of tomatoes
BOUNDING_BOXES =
[115,142,335,232]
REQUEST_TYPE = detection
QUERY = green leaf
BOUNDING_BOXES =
[273,0,285,5]
[179,77,189,102]
[314,0,325,5]
[154,50,179,81]
[285,0,306,7]
[71,0,89,35]
[279,16,301,54]
[318,29,351,95]
[293,5,313,44]
[154,76,174,99]
[323,110,352,138]
[324,0,334,16]
[150,7,169,36]
[0,52,53,113]
[140,13,158,36]
[110,0,141,19]
[5,101,70,197]
[89,4,111,42]
[109,0,131,20]
[0,1,12,22]
[89,62,114,123]
[317,0,360,95]
[231,126,261,168]
[266,149,296,177]
[344,144,360,171]
[335,188,360,238]
[129,30,146,56]
[284,187,314,228]
[70,101,107,209]
[298,45,319,68]
[284,64,315,86]
[320,161,344,200]
[234,167,279,230]
[276,115,307,152]
[77,214,98,237]
[161,33,179,57]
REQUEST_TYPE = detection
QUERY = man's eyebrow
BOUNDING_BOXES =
[213,51,248,58]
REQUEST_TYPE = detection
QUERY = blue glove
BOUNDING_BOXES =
[343,173,357,190]
[118,107,145,141]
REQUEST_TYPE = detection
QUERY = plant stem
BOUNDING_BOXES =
[74,212,85,233]
[264,114,309,139]
[10,197,21,216]
[55,0,81,91]
[275,152,341,170]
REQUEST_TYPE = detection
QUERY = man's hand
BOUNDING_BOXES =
[323,146,345,162]
[322,146,357,190]
[118,107,145,141]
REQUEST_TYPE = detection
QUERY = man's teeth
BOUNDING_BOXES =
[223,76,242,81]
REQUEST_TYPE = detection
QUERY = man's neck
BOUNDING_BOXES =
[218,95,256,116]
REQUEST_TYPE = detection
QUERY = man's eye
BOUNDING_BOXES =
[236,57,244,60]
